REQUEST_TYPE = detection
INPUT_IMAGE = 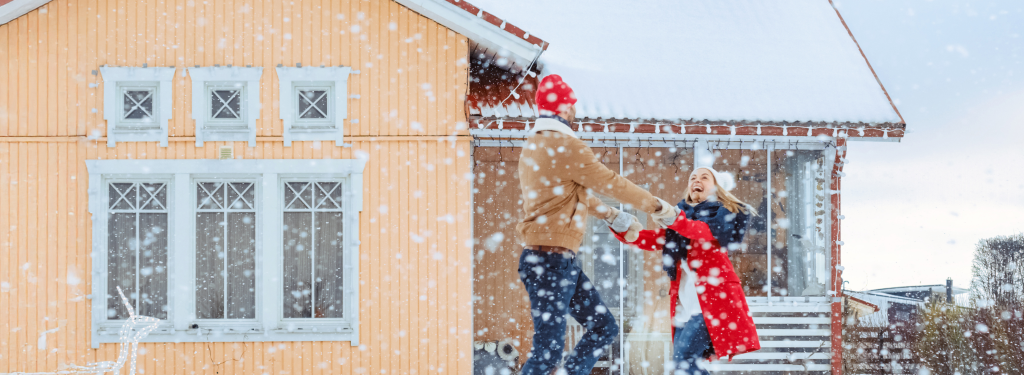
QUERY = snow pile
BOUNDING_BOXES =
[471,0,902,124]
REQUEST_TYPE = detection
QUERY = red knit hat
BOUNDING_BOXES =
[535,74,577,114]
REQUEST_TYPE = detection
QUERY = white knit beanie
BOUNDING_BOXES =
[692,166,736,192]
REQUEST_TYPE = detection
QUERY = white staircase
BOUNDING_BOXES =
[707,297,833,374]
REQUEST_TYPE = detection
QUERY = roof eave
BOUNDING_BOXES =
[0,0,52,25]
[394,0,546,72]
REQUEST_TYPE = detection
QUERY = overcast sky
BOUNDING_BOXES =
[833,0,1023,291]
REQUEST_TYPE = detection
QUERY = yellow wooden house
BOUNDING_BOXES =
[0,0,547,373]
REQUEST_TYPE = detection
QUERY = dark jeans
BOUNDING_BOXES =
[518,249,619,375]
[672,314,712,375]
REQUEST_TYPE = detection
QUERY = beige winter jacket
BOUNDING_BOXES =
[516,123,661,252]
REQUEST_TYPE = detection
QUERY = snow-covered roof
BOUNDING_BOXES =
[467,0,904,126]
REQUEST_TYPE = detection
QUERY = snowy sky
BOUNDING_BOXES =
[834,0,1023,291]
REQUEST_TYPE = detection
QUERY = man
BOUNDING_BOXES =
[516,74,680,375]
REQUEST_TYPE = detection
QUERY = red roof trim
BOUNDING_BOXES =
[469,120,905,139]
[829,0,905,125]
[443,0,548,50]
[0,0,14,7]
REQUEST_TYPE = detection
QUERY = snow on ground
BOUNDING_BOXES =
[470,0,903,124]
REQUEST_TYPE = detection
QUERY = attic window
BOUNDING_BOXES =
[187,67,264,147]
[100,67,176,147]
[276,67,352,147]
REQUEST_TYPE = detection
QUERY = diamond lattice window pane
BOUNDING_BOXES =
[197,182,225,209]
[140,183,168,210]
[315,182,341,209]
[227,182,255,210]
[123,90,155,120]
[211,89,242,119]
[109,183,137,210]
[297,90,329,119]
[285,182,312,209]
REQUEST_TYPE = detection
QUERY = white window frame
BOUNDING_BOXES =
[87,159,366,347]
[276,67,352,147]
[187,67,263,147]
[100,67,176,147]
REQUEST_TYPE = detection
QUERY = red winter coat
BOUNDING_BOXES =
[614,202,760,360]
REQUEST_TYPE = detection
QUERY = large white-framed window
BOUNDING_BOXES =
[276,67,352,147]
[99,67,176,147]
[86,159,366,347]
[187,67,263,147]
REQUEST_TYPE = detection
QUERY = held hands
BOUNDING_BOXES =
[606,208,643,242]
[649,198,681,228]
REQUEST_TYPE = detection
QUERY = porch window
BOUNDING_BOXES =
[769,149,830,297]
[579,194,647,318]
[87,160,366,347]
[471,140,833,373]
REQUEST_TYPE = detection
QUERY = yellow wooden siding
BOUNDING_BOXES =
[0,0,473,373]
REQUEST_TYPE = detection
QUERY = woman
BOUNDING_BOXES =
[613,167,760,374]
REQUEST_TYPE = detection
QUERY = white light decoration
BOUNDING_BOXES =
[3,287,161,375]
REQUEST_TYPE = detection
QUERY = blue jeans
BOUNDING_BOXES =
[518,249,619,375]
[672,314,712,375]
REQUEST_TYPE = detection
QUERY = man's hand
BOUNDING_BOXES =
[606,209,643,242]
[649,198,680,228]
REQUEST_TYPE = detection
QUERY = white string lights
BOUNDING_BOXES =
[3,287,161,375]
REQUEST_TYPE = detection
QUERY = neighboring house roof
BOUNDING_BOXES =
[870,284,970,296]
[846,287,972,326]
[844,294,881,320]
[844,290,926,325]
[466,0,904,128]
[0,0,547,73]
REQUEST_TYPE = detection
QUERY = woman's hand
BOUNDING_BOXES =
[650,198,681,228]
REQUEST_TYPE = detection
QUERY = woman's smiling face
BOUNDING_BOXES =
[688,168,717,203]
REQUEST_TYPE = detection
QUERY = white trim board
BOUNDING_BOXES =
[0,0,52,25]
[85,159,366,178]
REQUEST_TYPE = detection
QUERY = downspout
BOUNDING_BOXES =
[830,135,847,375]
